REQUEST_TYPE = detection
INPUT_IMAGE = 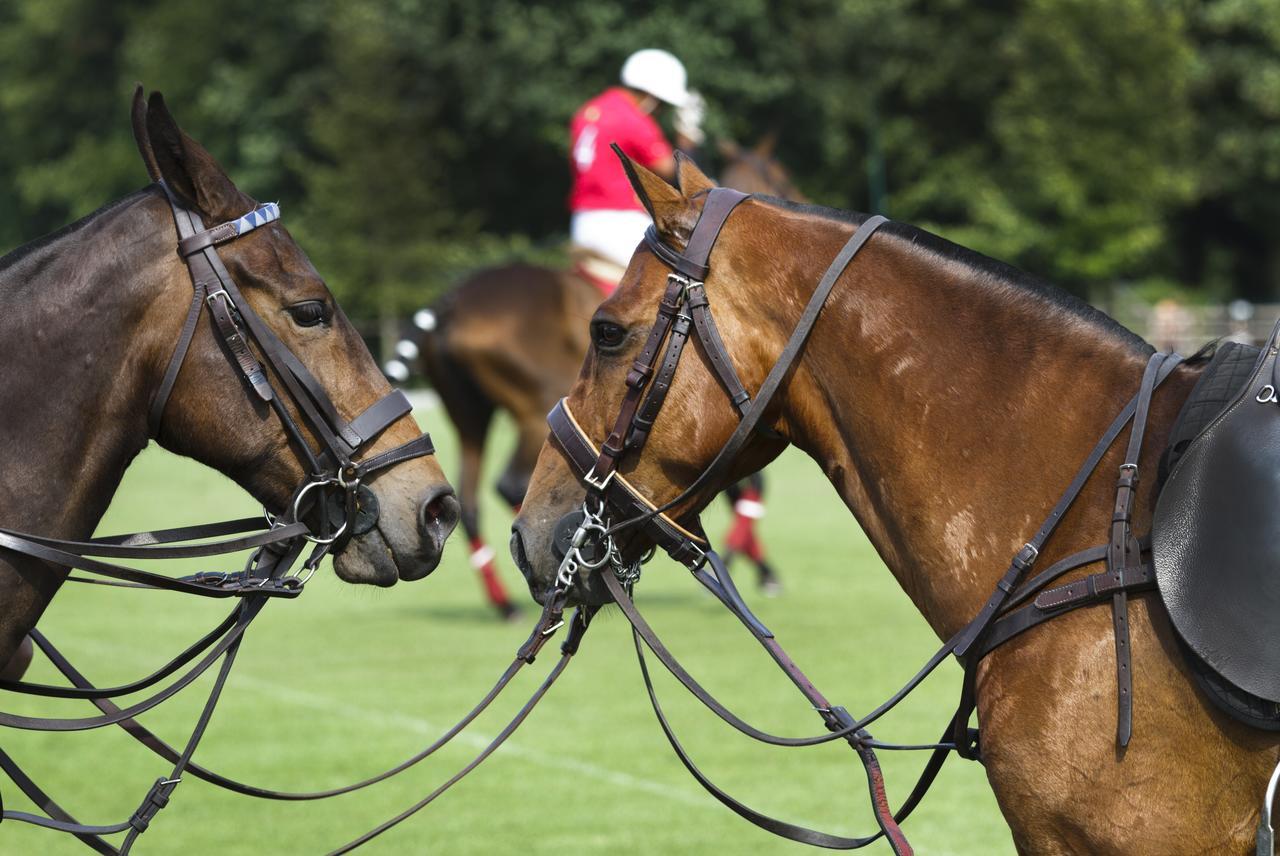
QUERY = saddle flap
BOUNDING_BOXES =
[1153,322,1280,702]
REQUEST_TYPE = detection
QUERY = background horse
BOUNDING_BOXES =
[0,91,459,681]
[510,155,1279,853]
[407,138,799,618]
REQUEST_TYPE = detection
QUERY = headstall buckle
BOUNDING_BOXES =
[666,271,701,300]
[205,288,234,309]
[583,466,615,492]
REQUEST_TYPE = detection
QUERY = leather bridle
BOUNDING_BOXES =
[545,185,1186,853]
[153,182,437,556]
[0,186,560,854]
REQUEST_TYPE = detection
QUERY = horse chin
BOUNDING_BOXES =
[332,526,440,587]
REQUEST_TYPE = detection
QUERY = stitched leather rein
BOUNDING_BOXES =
[545,185,1185,852]
[0,185,588,854]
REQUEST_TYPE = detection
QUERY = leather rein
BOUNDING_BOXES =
[0,186,589,853]
[545,186,1184,853]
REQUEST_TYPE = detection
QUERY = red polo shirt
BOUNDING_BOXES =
[569,88,673,213]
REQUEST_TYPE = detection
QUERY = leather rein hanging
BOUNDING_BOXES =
[545,186,1185,853]
[0,186,589,854]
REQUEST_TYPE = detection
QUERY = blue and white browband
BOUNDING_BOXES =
[229,202,280,236]
[176,202,282,258]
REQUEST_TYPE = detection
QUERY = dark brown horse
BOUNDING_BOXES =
[411,139,798,617]
[511,156,1279,852]
[0,92,459,681]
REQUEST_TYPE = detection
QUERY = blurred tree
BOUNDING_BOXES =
[885,0,1196,288]
[0,0,1270,318]
[1175,0,1280,300]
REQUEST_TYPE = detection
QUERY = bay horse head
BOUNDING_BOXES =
[718,133,808,202]
[130,90,460,586]
[511,153,787,605]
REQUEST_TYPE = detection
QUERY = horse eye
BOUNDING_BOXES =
[591,320,628,350]
[287,300,331,327]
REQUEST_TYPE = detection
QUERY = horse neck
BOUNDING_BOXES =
[766,215,1157,639]
[0,189,181,642]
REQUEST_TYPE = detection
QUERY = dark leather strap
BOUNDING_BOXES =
[549,400,709,568]
[679,190,748,274]
[1107,351,1169,747]
[686,283,752,415]
[0,600,263,732]
[147,282,206,437]
[981,563,1156,658]
[345,390,413,449]
[323,607,595,854]
[593,275,688,480]
[948,353,1183,757]
[598,214,889,540]
[628,312,692,450]
[0,612,238,699]
[606,570,913,854]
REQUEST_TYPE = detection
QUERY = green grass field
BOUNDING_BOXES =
[3,403,1012,854]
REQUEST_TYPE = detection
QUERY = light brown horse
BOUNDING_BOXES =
[510,155,1278,853]
[413,139,799,618]
[0,91,459,681]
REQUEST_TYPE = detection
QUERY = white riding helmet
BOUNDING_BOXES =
[620,49,690,108]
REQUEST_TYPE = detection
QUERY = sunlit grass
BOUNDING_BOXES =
[3,404,1011,854]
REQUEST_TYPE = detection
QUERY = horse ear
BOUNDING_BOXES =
[674,151,716,197]
[753,130,778,157]
[131,85,162,182]
[145,91,254,221]
[716,138,741,160]
[612,144,698,239]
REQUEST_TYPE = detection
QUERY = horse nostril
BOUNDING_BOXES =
[510,529,532,582]
[418,488,461,541]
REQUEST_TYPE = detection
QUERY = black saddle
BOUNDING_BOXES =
[1153,329,1280,728]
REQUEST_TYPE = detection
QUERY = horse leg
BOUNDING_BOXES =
[0,634,33,681]
[721,474,780,595]
[496,414,545,513]
[457,425,519,621]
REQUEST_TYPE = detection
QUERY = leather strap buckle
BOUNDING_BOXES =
[1012,542,1039,571]
[130,776,180,833]
[583,466,615,492]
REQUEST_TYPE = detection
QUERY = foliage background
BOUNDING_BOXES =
[1,0,1278,320]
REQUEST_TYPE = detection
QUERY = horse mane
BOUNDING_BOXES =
[756,195,1153,355]
[0,187,157,279]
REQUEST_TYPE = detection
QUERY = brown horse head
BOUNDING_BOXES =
[133,89,459,586]
[718,133,807,201]
[511,155,786,604]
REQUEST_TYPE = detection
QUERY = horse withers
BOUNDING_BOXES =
[511,153,1280,853]
[0,90,460,679]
